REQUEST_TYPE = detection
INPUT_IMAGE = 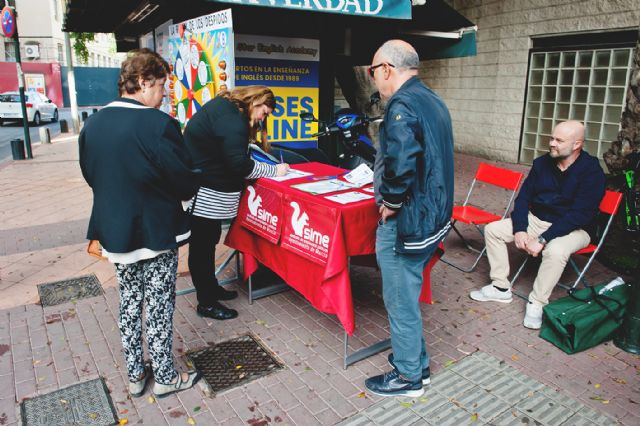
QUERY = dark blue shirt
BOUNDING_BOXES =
[511,150,605,242]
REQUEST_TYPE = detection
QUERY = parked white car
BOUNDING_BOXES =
[0,91,58,126]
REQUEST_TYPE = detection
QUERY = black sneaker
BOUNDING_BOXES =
[388,353,431,385]
[197,302,238,320]
[364,369,424,398]
[215,287,238,301]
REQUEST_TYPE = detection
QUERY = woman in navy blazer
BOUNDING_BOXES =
[79,49,201,399]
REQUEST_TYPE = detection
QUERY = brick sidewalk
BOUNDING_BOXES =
[0,139,638,425]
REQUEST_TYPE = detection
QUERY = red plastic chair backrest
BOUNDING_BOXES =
[599,190,623,215]
[475,163,525,191]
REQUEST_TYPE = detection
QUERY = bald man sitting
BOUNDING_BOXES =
[469,120,605,329]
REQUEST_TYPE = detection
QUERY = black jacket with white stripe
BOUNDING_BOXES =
[79,98,199,254]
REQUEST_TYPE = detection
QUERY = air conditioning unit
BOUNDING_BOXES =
[25,45,40,59]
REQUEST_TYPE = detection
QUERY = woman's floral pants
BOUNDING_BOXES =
[114,249,179,385]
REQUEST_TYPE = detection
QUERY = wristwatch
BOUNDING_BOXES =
[537,235,547,245]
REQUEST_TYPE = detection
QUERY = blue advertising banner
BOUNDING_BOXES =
[208,0,411,19]
[235,34,320,149]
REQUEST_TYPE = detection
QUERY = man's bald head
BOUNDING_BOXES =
[374,40,419,73]
[556,120,585,143]
[549,120,585,165]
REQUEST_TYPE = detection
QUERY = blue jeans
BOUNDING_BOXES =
[376,216,432,382]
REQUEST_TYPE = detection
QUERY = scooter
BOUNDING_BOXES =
[299,107,381,170]
[252,94,382,170]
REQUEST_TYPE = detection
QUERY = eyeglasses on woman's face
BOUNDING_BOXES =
[368,62,395,78]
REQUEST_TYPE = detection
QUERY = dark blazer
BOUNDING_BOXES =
[183,96,256,192]
[376,76,455,254]
[79,98,199,253]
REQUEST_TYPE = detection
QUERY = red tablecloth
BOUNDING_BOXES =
[225,162,438,335]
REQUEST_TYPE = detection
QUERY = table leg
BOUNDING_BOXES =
[343,331,391,369]
[247,273,290,304]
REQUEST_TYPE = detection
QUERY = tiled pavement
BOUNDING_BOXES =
[0,138,638,425]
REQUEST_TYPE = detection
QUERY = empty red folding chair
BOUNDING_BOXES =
[510,190,623,297]
[441,163,525,272]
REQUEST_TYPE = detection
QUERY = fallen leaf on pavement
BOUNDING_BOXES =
[594,383,601,389]
[399,401,413,408]
[511,354,520,361]
[187,417,196,425]
[256,319,267,326]
[193,406,201,412]
[235,365,243,369]
[613,378,626,384]
[356,392,366,398]
[118,419,128,426]
[470,413,478,422]
[147,396,155,403]
[444,360,456,368]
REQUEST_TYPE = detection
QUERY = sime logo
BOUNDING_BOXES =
[247,186,278,226]
[290,201,329,248]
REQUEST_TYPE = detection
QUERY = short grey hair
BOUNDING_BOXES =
[377,40,419,71]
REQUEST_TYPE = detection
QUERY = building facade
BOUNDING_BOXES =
[421,0,640,167]
[0,0,123,67]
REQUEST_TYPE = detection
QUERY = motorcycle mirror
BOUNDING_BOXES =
[369,92,381,106]
[300,112,317,122]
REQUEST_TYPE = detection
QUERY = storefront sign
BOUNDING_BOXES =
[281,196,336,264]
[168,9,235,127]
[208,0,411,19]
[235,34,319,149]
[25,73,46,95]
[237,184,283,244]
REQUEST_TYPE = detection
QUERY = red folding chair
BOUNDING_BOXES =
[441,163,525,272]
[509,190,623,298]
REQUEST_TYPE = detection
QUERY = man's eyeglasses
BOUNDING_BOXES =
[368,62,395,78]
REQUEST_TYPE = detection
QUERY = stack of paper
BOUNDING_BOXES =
[343,164,374,187]
[325,191,374,204]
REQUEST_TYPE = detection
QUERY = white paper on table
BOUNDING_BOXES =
[343,163,374,187]
[325,191,375,204]
[265,169,313,181]
[291,178,358,195]
[361,186,375,193]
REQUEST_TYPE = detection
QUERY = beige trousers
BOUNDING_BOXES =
[485,212,590,305]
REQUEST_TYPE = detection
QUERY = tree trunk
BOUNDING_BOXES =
[603,27,640,173]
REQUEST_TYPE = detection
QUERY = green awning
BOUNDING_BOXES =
[207,0,411,19]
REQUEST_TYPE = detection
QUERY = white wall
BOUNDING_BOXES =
[421,0,640,162]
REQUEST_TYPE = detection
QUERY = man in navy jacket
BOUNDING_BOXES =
[365,40,454,398]
[470,120,605,329]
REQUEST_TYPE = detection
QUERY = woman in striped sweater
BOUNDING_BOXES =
[183,86,289,320]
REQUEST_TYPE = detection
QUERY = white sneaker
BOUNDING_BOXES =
[523,302,543,329]
[469,284,513,303]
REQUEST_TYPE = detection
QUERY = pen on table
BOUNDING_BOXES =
[279,151,284,164]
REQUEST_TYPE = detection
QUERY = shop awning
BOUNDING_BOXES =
[207,0,411,20]
[63,0,476,61]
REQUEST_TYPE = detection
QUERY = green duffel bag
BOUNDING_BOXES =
[540,278,631,354]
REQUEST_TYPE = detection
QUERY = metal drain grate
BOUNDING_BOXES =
[38,274,104,307]
[187,334,283,395]
[20,378,118,426]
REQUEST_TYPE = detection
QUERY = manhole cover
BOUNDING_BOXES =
[38,274,104,307]
[20,378,118,426]
[187,334,283,395]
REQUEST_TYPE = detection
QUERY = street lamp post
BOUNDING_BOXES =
[2,2,32,158]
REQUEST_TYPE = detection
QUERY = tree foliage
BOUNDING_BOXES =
[71,32,95,64]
